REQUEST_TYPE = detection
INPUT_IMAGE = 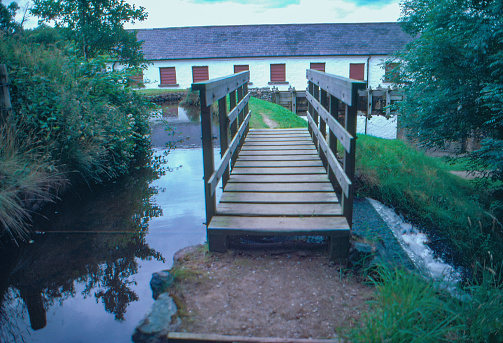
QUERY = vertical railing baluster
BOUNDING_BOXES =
[312,84,320,149]
[237,85,244,146]
[319,89,328,168]
[328,95,339,190]
[200,92,216,226]
[218,95,229,187]
[342,85,359,228]
[308,81,314,141]
[229,90,238,168]
[243,82,249,136]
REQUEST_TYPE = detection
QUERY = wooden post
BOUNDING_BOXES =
[308,81,314,140]
[319,89,328,168]
[237,85,245,146]
[366,88,372,135]
[291,87,297,113]
[342,84,361,229]
[328,95,339,190]
[218,96,230,187]
[312,84,320,149]
[0,64,12,122]
[229,90,238,168]
[244,82,249,136]
[386,87,391,117]
[200,93,216,227]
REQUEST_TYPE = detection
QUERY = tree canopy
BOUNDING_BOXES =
[0,1,21,34]
[396,0,503,179]
[31,0,148,66]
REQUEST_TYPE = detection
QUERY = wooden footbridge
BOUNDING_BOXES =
[192,70,365,261]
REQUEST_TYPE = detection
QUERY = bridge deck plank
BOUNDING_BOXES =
[208,128,349,260]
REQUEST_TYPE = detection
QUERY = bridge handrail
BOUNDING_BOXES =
[306,69,366,227]
[192,71,251,226]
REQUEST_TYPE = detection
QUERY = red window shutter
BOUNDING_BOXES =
[384,63,399,83]
[234,65,249,73]
[159,67,177,85]
[270,64,286,82]
[130,70,143,84]
[310,63,325,72]
[350,63,365,81]
[192,66,209,83]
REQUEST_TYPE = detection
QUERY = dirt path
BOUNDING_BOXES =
[261,113,279,129]
[170,246,374,340]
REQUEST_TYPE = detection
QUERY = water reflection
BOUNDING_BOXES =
[0,168,164,342]
[151,104,220,149]
[0,103,214,343]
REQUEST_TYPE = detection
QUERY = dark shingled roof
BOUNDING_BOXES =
[135,22,413,61]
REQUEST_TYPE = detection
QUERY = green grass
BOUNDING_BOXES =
[248,97,307,129]
[355,135,499,269]
[0,125,67,241]
[346,266,503,342]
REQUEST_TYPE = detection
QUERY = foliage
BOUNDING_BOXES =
[396,0,503,180]
[0,31,153,241]
[347,266,503,342]
[355,135,503,274]
[0,123,67,241]
[0,1,21,34]
[348,267,460,342]
[31,0,147,65]
[248,97,306,129]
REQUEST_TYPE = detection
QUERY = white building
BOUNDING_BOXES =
[133,22,413,90]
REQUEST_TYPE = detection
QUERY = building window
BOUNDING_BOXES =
[349,63,365,81]
[129,69,144,87]
[310,63,325,72]
[192,66,209,83]
[269,63,286,83]
[384,62,400,83]
[234,65,249,74]
[159,67,177,86]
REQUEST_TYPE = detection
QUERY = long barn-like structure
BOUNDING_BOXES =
[128,22,413,90]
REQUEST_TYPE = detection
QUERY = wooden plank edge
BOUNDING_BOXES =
[166,332,342,343]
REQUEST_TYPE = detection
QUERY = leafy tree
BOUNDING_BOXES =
[396,0,503,179]
[30,0,148,66]
[0,1,21,34]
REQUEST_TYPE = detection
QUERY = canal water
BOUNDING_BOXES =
[0,104,220,343]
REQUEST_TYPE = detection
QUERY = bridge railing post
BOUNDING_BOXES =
[200,94,216,225]
[192,71,251,249]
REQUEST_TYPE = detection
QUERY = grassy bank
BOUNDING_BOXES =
[355,135,499,271]
[349,135,503,342]
[248,97,306,129]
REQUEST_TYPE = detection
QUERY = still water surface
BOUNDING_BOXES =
[0,105,219,343]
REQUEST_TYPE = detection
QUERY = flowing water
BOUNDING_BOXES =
[0,104,221,343]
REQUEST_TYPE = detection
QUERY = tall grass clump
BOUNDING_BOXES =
[0,28,153,241]
[348,267,460,342]
[347,266,503,342]
[355,135,502,273]
[0,124,66,241]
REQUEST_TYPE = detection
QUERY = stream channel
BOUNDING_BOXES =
[0,103,459,342]
[0,104,220,343]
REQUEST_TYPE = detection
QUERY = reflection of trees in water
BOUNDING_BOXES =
[0,167,164,338]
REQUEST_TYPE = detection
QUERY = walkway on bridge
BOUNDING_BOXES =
[193,70,365,261]
[208,127,349,259]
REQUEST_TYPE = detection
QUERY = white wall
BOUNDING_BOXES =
[141,55,394,90]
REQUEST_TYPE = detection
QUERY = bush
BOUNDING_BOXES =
[0,30,153,241]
